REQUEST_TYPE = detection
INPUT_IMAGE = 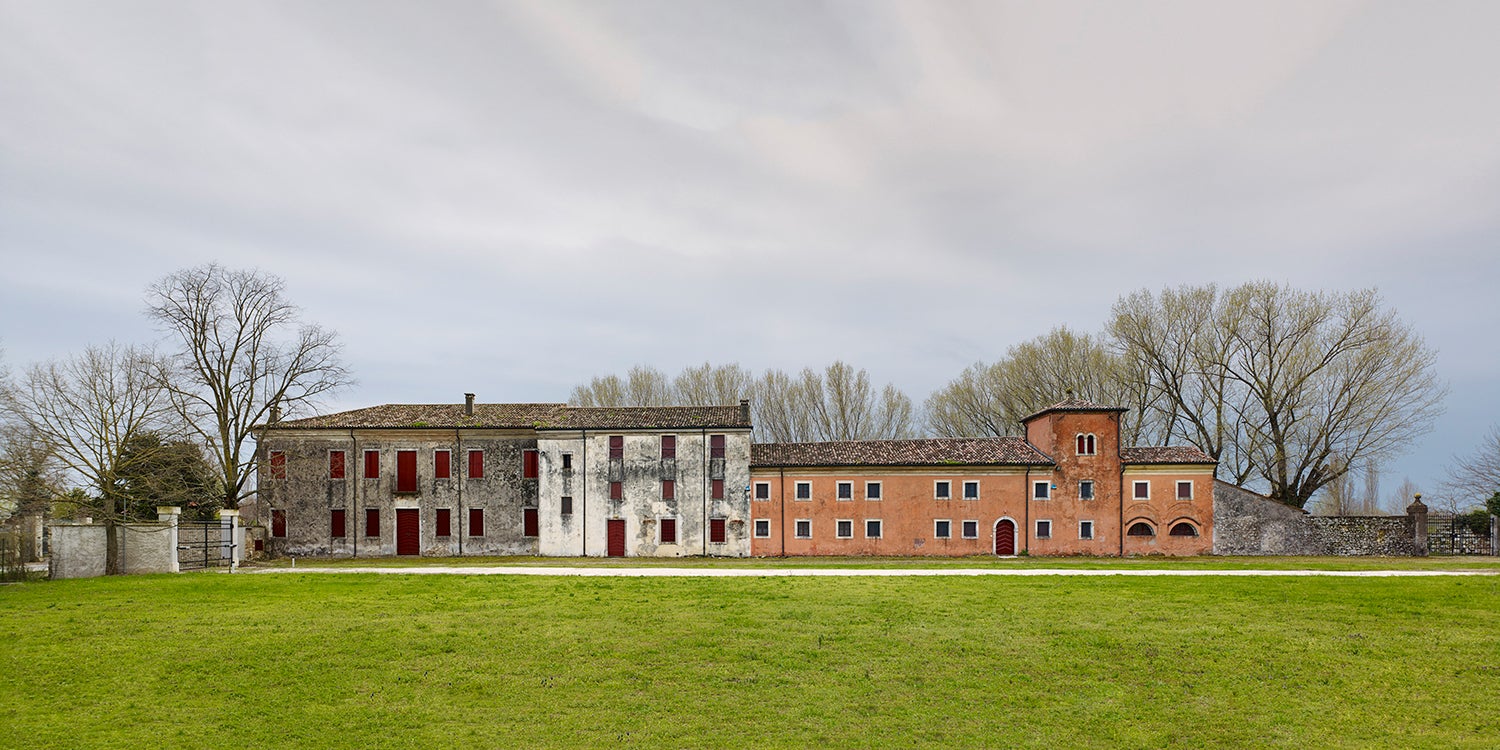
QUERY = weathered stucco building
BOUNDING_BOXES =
[256,397,754,558]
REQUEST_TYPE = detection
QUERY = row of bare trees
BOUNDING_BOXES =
[0,265,351,573]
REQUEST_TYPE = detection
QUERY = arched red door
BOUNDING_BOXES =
[994,519,1016,556]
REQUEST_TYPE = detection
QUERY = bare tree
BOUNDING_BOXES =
[672,362,755,407]
[0,424,64,522]
[569,366,673,407]
[1,343,176,573]
[754,362,915,442]
[1442,425,1500,509]
[1110,282,1443,509]
[146,264,351,510]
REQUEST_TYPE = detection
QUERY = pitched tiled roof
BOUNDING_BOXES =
[1021,396,1128,423]
[751,437,1052,468]
[266,403,750,430]
[1122,446,1217,465]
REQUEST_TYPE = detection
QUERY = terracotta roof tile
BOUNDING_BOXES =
[267,403,750,431]
[751,437,1051,468]
[548,405,750,430]
[1020,396,1128,423]
[1121,446,1217,465]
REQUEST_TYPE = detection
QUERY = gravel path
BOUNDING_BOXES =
[248,566,1499,577]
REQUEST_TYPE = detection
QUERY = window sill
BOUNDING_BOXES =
[393,490,421,497]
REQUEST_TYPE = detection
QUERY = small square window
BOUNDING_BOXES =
[795,482,811,500]
[961,520,979,539]
[660,518,677,544]
[1134,481,1150,500]
[560,496,573,515]
[837,481,853,501]
[1033,481,1050,500]
[561,453,573,470]
[934,520,951,539]
[754,482,770,500]
[963,480,979,500]
[934,481,951,500]
[1079,480,1095,501]
[865,482,881,500]
[1080,520,1094,540]
[754,519,771,538]
[794,519,811,539]
[865,519,882,539]
[1177,480,1194,500]
[1036,520,1051,539]
[836,520,853,538]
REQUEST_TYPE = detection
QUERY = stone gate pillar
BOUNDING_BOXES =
[156,506,181,573]
[218,509,242,570]
[1406,495,1428,557]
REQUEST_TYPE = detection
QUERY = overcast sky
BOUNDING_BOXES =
[2,0,1497,502]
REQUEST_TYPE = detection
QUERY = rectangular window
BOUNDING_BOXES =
[794,519,811,539]
[1079,480,1094,500]
[331,509,345,538]
[1036,520,1052,539]
[963,480,979,500]
[610,481,622,500]
[271,509,286,537]
[560,496,573,515]
[837,481,853,501]
[865,519,883,539]
[710,434,725,459]
[661,435,676,459]
[961,520,979,539]
[365,508,380,537]
[1134,480,1150,500]
[1177,480,1194,500]
[754,482,770,500]
[609,435,624,460]
[523,507,539,537]
[662,479,675,500]
[934,481,951,499]
[523,449,539,479]
[436,508,451,537]
[711,479,724,500]
[709,518,726,544]
[1080,520,1094,540]
[363,449,379,479]
[469,508,485,537]
[396,450,417,493]
[561,453,572,470]
[467,449,485,479]
[329,450,345,479]
[434,449,451,480]
[795,481,811,500]
[1033,481,1050,500]
[660,517,678,544]
[865,482,882,501]
[836,519,853,538]
[754,519,771,538]
[268,451,286,480]
[935,519,951,539]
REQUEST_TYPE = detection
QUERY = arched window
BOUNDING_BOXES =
[1127,522,1155,537]
[1076,433,1096,456]
[1169,522,1199,537]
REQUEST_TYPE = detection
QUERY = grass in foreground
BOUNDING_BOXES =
[2,573,1497,748]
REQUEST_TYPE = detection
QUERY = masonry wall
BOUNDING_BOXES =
[48,522,177,579]
[1212,481,1417,555]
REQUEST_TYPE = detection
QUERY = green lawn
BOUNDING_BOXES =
[2,572,1497,748]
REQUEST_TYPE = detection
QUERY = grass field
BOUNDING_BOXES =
[3,571,1498,748]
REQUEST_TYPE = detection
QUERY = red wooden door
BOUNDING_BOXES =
[607,519,626,557]
[396,509,420,555]
[994,519,1016,556]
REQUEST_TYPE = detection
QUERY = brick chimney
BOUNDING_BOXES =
[269,402,281,424]
[464,393,475,416]
[739,398,751,424]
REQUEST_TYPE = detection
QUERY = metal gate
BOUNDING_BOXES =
[178,519,235,570]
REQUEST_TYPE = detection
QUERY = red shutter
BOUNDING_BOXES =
[396,450,417,493]
[712,479,724,500]
[710,435,725,458]
[660,518,677,544]
[329,451,345,479]
[609,436,624,459]
[523,449,539,479]
[662,479,675,500]
[269,451,286,480]
[434,450,450,479]
[271,509,286,537]
[523,507,539,537]
[610,481,622,500]
[436,508,451,537]
[710,518,726,543]
[363,450,379,479]
[468,450,484,479]
[331,509,345,538]
[365,508,380,537]
[469,508,484,537]
[661,435,676,459]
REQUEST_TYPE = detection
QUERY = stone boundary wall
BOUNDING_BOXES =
[49,521,178,579]
[1213,481,1419,556]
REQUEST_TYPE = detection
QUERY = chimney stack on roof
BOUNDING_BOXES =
[464,393,475,416]
[269,402,281,424]
[739,398,751,424]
